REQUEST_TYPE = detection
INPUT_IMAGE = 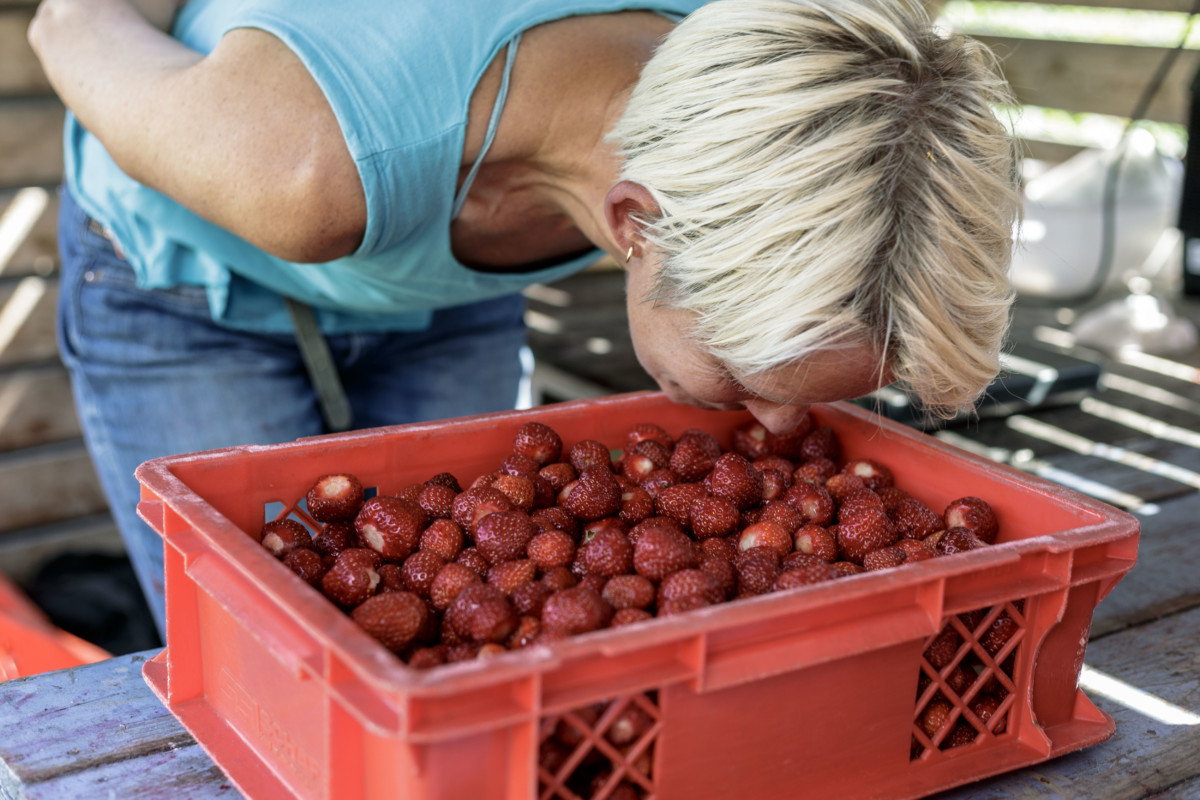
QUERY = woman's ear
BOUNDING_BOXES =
[604,180,661,263]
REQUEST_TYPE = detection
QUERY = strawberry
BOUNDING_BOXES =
[321,548,382,608]
[377,562,405,593]
[509,581,551,617]
[842,459,894,491]
[920,698,954,740]
[780,552,826,570]
[507,614,543,649]
[775,563,841,589]
[638,467,680,499]
[758,468,790,503]
[605,703,655,747]
[260,519,311,558]
[896,537,937,562]
[417,483,458,519]
[933,527,988,556]
[658,595,714,616]
[601,574,657,609]
[611,607,654,627]
[654,482,707,527]
[474,509,537,565]
[944,497,999,544]
[487,559,538,593]
[540,565,577,592]
[455,546,491,578]
[538,462,577,494]
[419,518,464,561]
[542,586,613,635]
[355,496,426,562]
[351,591,429,653]
[699,537,737,563]
[311,521,358,558]
[736,520,793,558]
[862,545,907,571]
[282,547,325,586]
[568,439,614,473]
[499,453,540,477]
[979,610,1019,656]
[783,482,835,526]
[526,529,576,570]
[688,494,739,539]
[792,523,838,562]
[396,483,425,505]
[677,428,722,460]
[799,425,841,462]
[445,642,482,662]
[734,546,781,595]
[754,455,794,477]
[579,573,608,594]
[944,722,978,749]
[445,583,518,644]
[618,485,656,526]
[400,550,446,597]
[669,438,717,482]
[835,506,899,564]
[490,474,536,512]
[923,625,961,670]
[625,421,674,451]
[829,560,864,577]
[305,473,364,523]
[624,439,672,478]
[632,525,696,581]
[424,472,462,492]
[793,457,837,486]
[407,645,449,670]
[451,486,513,534]
[429,562,482,610]
[890,497,944,540]
[531,506,580,540]
[731,420,772,460]
[824,473,867,505]
[969,694,1006,734]
[764,414,814,459]
[562,466,622,521]
[706,452,763,509]
[657,568,724,606]
[469,472,499,491]
[698,554,738,599]
[512,421,563,465]
[580,524,635,577]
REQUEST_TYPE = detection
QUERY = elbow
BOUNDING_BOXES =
[241,182,366,264]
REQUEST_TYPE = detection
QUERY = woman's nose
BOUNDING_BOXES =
[742,399,811,436]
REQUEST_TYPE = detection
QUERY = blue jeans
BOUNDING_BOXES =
[56,188,529,638]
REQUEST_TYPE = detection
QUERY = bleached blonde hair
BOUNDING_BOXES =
[608,0,1020,418]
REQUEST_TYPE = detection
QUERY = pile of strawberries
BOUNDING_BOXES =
[258,415,1001,669]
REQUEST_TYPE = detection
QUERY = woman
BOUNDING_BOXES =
[29,0,1019,634]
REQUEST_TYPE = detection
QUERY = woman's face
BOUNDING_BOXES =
[625,253,890,435]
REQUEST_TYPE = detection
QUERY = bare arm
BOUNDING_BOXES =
[29,0,366,263]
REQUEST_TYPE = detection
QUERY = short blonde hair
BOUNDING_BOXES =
[608,0,1020,418]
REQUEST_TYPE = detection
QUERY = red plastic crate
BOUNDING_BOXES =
[0,573,111,680]
[134,392,1139,800]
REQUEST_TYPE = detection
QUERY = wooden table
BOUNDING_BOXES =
[4,284,1200,799]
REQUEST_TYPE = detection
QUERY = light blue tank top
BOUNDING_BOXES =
[63,0,704,333]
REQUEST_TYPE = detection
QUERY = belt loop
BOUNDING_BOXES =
[283,298,354,432]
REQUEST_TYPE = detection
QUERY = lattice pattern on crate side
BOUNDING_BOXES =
[539,691,660,800]
[910,599,1026,760]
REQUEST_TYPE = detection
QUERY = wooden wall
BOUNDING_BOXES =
[0,0,1196,582]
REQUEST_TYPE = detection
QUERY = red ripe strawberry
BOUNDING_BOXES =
[311,521,358,558]
[799,425,841,462]
[658,595,715,616]
[620,450,660,485]
[933,527,988,556]
[396,483,425,505]
[841,459,894,491]
[417,483,458,520]
[350,591,429,653]
[474,510,537,565]
[581,515,629,541]
[979,611,1019,656]
[737,520,793,558]
[780,552,826,570]
[625,422,674,452]
[793,456,838,486]
[764,414,814,459]
[731,420,772,460]
[923,626,961,669]
[734,547,781,595]
[581,526,634,577]
[563,466,622,521]
[944,497,999,544]
[688,494,739,539]
[677,428,722,457]
[400,550,446,597]
[305,473,364,523]
[451,486,513,534]
[654,482,706,527]
[669,439,717,482]
[835,506,899,564]
[944,722,978,749]
[920,698,955,740]
[891,497,944,540]
[420,518,464,561]
[445,583,518,644]
[488,559,538,593]
[830,559,865,577]
[578,573,608,594]
[699,536,738,563]
[633,525,696,581]
[568,439,614,473]
[510,580,551,617]
[758,500,803,535]
[839,487,885,518]
[618,486,655,526]
[783,482,835,526]
[638,467,680,499]
[512,421,563,465]
[629,515,686,546]
[261,519,311,558]
[542,586,613,635]
[896,537,937,562]
[657,568,724,606]
[698,554,738,599]
[500,453,540,477]
[377,562,405,592]
[445,642,482,662]
[282,547,325,586]
[775,563,841,589]
[469,472,499,491]
[863,545,907,571]
[321,548,382,608]
[824,473,867,505]
[531,506,580,540]
[541,565,577,592]
[429,562,482,610]
[876,485,911,512]
[490,474,536,512]
[601,574,657,609]
[792,523,838,562]
[526,529,575,570]
[707,452,763,509]
[407,645,449,670]
[612,607,653,627]
[423,472,462,492]
[754,455,794,478]
[969,694,1006,733]
[508,614,544,649]
[758,469,790,503]
[538,462,577,494]
[355,496,426,561]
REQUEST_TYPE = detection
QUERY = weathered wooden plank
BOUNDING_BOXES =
[977,35,1200,124]
[0,8,49,95]
[0,650,243,800]
[0,276,58,368]
[0,441,107,534]
[0,99,64,190]
[944,604,1200,799]
[0,363,80,453]
[0,187,59,279]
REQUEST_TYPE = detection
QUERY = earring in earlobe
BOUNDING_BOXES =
[625,245,634,264]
